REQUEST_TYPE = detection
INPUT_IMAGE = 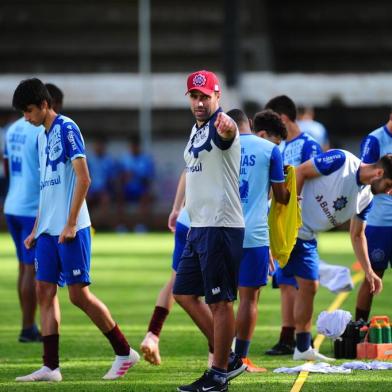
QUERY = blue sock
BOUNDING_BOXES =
[210,366,227,383]
[234,338,251,358]
[296,332,311,352]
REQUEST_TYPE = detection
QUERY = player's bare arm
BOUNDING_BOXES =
[58,157,91,243]
[295,160,321,195]
[271,182,290,205]
[350,216,383,295]
[214,112,237,141]
[168,170,186,232]
[24,214,39,250]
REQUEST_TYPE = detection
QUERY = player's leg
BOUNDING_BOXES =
[266,267,297,355]
[235,247,268,372]
[289,239,334,361]
[62,227,138,380]
[5,214,40,341]
[141,220,189,364]
[355,225,391,321]
[16,234,62,382]
[173,231,215,354]
[141,271,176,365]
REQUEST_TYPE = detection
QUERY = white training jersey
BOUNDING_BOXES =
[184,108,244,228]
[299,150,373,240]
[36,115,91,237]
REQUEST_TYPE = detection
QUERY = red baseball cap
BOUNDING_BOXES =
[186,70,220,96]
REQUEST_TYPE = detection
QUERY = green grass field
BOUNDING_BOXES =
[0,232,391,392]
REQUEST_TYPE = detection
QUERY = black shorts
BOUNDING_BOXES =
[173,227,244,304]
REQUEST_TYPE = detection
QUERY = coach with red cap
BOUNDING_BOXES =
[173,70,246,392]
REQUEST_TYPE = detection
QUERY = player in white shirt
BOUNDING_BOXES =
[173,70,245,392]
[291,149,392,361]
[12,78,139,382]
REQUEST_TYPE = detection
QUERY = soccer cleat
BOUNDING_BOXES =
[18,325,42,343]
[102,348,140,380]
[265,341,295,356]
[293,347,335,362]
[177,370,228,392]
[242,357,267,373]
[15,366,62,382]
[140,332,161,365]
[227,354,247,381]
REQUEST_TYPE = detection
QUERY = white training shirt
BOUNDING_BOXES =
[184,108,244,228]
[299,150,373,240]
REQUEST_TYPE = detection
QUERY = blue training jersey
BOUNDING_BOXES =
[279,132,322,166]
[177,208,190,227]
[3,118,42,217]
[360,125,392,227]
[239,134,285,247]
[36,115,91,237]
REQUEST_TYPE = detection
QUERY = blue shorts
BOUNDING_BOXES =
[5,214,36,265]
[171,222,189,272]
[173,227,244,304]
[272,262,298,288]
[35,227,91,287]
[366,225,392,270]
[239,246,269,287]
[281,238,319,281]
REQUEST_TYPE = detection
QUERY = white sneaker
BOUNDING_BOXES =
[140,332,161,365]
[103,348,140,380]
[293,347,335,362]
[15,366,62,382]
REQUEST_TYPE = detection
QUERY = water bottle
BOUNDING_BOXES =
[381,322,392,343]
[369,321,382,344]
[359,326,368,342]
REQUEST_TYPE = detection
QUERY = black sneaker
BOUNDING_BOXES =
[177,370,228,392]
[18,326,42,343]
[227,354,247,381]
[265,341,295,356]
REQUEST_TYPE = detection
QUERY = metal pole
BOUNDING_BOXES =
[138,0,152,152]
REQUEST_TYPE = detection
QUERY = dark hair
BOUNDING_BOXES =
[253,109,288,140]
[379,154,392,179]
[226,108,249,127]
[45,83,63,106]
[12,78,52,111]
[265,95,297,122]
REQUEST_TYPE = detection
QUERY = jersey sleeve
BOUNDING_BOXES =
[360,135,380,164]
[356,200,373,221]
[302,139,322,162]
[63,123,86,160]
[269,145,285,183]
[312,150,346,175]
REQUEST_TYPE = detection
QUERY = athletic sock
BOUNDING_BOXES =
[234,338,250,358]
[104,324,130,356]
[147,306,169,337]
[210,366,227,383]
[296,332,311,352]
[355,307,370,322]
[42,334,59,370]
[279,326,295,345]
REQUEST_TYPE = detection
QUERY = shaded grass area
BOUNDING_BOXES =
[0,232,391,391]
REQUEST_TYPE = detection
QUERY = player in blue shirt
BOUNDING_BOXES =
[3,83,63,343]
[355,112,392,322]
[12,78,139,383]
[264,95,322,356]
[227,109,289,371]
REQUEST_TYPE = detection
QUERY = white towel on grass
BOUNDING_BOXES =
[342,361,392,370]
[319,259,354,293]
[274,362,351,374]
